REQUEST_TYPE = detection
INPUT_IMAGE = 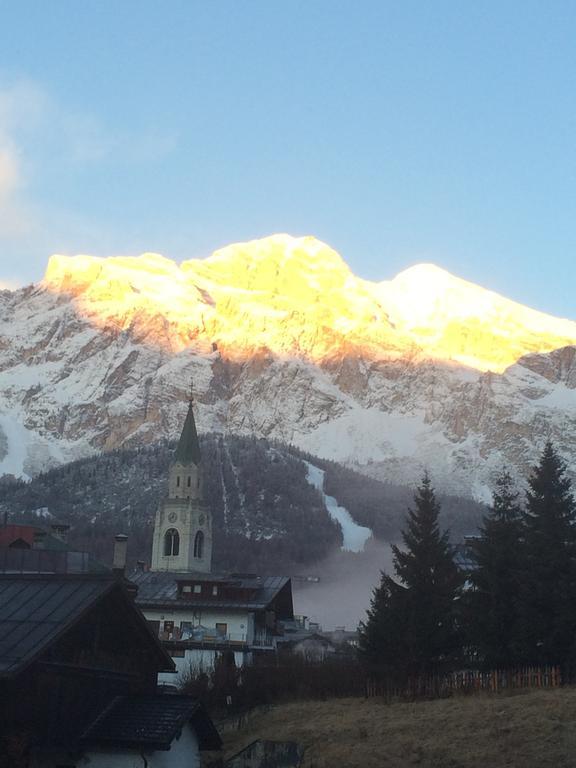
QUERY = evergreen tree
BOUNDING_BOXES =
[519,441,576,665]
[359,473,462,675]
[467,471,523,668]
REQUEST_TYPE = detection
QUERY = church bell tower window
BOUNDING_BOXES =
[164,528,180,556]
[194,531,204,559]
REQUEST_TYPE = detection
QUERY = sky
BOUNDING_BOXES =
[0,1,575,317]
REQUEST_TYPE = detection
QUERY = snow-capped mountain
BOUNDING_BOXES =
[2,233,576,500]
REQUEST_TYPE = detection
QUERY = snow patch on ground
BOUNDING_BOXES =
[299,406,446,465]
[305,461,372,552]
[0,414,31,479]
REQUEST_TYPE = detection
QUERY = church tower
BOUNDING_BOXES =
[151,396,212,573]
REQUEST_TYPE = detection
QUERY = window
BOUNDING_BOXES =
[147,619,160,637]
[176,476,180,487]
[164,528,180,556]
[182,585,192,593]
[212,586,218,596]
[215,622,228,637]
[193,584,202,594]
[194,530,204,559]
[187,476,191,487]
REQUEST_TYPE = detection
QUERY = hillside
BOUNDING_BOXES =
[223,689,576,768]
[0,435,485,572]
[2,234,576,498]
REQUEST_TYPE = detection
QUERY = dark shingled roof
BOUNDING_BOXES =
[0,573,174,678]
[174,401,201,466]
[131,570,293,614]
[80,694,222,751]
[0,574,115,677]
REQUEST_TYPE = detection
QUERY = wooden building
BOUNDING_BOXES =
[0,570,221,767]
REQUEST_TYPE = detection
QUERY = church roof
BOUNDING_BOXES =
[173,401,201,466]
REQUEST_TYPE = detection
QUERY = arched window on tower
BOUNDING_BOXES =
[194,531,204,559]
[164,528,180,556]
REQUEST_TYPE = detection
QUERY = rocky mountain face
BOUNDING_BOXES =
[2,233,576,500]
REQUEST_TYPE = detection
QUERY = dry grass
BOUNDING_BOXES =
[222,688,576,767]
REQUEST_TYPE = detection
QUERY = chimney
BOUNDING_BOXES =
[50,523,70,543]
[112,533,128,575]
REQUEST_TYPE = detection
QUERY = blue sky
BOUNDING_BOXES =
[0,1,575,316]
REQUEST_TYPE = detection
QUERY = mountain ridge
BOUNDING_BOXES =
[38,234,576,371]
[2,233,576,500]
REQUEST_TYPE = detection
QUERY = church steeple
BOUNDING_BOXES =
[150,391,212,573]
[166,389,203,501]
[174,396,201,467]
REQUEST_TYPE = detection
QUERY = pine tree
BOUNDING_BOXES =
[359,474,462,675]
[467,471,523,668]
[519,441,576,665]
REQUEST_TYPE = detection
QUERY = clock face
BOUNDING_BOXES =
[168,511,177,523]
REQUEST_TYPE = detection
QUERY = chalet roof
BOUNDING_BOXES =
[275,631,337,648]
[0,573,173,678]
[132,570,293,614]
[173,400,201,466]
[80,694,221,751]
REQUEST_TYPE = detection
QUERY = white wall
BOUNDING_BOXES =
[80,722,201,768]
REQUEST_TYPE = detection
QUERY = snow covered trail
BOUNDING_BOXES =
[0,414,31,479]
[305,461,372,552]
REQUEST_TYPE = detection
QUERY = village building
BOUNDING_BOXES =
[0,538,221,767]
[0,522,106,575]
[132,397,295,678]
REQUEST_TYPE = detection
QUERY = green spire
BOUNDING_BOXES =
[174,399,201,466]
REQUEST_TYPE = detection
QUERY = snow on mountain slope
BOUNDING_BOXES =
[40,234,576,371]
[2,233,576,499]
[305,461,372,551]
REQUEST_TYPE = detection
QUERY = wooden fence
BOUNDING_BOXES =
[365,665,562,701]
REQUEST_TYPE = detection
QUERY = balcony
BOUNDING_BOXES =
[158,626,276,649]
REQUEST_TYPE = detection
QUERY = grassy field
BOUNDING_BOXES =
[222,688,576,767]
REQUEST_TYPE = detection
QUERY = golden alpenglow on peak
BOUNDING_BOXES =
[186,234,352,296]
[40,234,576,372]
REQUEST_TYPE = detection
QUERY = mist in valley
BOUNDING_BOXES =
[292,539,395,631]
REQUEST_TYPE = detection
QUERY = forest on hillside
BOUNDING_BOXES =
[0,434,486,572]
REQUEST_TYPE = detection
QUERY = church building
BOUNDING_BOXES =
[150,399,212,573]
[132,396,295,678]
